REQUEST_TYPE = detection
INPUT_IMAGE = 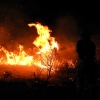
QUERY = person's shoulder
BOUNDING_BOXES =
[89,40,96,47]
[76,40,83,47]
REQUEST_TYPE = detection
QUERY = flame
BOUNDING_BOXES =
[0,22,76,74]
[0,45,33,65]
[28,23,58,52]
[0,22,59,69]
[28,23,59,69]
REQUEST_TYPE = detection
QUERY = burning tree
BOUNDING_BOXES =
[28,23,59,84]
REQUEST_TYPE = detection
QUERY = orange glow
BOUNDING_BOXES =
[0,22,76,79]
[67,60,75,68]
[0,22,59,70]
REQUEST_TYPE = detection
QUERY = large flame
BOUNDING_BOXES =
[0,23,59,69]
[28,23,58,52]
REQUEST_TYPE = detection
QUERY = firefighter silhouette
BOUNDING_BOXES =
[76,28,96,95]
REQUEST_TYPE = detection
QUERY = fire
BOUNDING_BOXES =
[67,60,75,68]
[28,23,58,52]
[28,23,59,69]
[0,45,33,65]
[0,22,59,69]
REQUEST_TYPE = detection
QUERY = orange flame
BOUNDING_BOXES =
[0,45,33,65]
[0,23,59,69]
[28,23,58,53]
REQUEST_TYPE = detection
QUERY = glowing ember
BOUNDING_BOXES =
[0,22,59,70]
[67,60,75,68]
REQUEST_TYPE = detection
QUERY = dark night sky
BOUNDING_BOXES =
[0,0,100,35]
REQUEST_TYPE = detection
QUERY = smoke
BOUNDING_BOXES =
[52,14,100,60]
[53,15,81,60]
[0,2,99,61]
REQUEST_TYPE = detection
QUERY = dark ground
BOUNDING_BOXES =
[0,80,100,100]
[0,64,100,100]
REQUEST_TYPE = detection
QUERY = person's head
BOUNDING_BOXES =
[81,29,90,40]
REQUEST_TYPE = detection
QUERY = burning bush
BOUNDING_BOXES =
[0,22,78,86]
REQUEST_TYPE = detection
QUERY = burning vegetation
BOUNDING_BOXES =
[0,23,58,66]
[0,22,78,85]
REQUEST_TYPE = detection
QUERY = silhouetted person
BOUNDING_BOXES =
[76,28,96,97]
